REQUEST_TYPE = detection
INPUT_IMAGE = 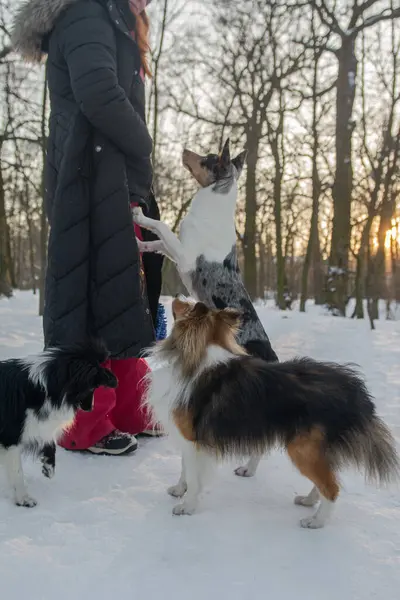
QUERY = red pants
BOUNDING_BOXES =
[59,358,150,450]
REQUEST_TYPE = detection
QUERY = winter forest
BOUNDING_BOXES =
[0,0,399,325]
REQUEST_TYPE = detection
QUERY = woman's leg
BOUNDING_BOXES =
[58,360,116,450]
[110,357,151,435]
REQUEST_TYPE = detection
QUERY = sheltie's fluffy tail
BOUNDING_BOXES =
[328,415,399,485]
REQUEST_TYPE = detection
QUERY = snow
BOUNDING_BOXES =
[1,291,400,600]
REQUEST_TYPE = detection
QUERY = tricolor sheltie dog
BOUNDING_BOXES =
[144,298,399,529]
[0,339,117,507]
[133,139,277,478]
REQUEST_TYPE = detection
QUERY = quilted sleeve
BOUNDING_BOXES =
[58,5,152,159]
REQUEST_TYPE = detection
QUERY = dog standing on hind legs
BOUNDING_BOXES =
[132,138,278,479]
[143,298,399,528]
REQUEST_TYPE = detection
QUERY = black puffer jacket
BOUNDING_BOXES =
[12,0,163,358]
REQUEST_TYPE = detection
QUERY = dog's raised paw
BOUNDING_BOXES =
[300,516,324,529]
[234,466,255,478]
[172,502,195,516]
[136,238,147,252]
[131,207,144,223]
[168,483,187,498]
[16,495,37,508]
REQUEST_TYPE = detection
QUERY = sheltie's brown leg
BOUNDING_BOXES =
[287,429,339,529]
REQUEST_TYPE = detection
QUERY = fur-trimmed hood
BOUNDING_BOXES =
[12,0,81,62]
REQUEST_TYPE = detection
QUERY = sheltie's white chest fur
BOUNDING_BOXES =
[146,346,234,447]
[146,363,189,445]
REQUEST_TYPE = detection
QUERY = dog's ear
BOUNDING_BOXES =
[172,297,191,320]
[192,302,210,318]
[78,391,94,412]
[218,307,242,329]
[96,367,118,389]
[232,150,247,179]
[219,138,231,169]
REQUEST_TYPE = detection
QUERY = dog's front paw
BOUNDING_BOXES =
[15,495,38,508]
[168,482,187,498]
[299,516,324,529]
[234,465,256,478]
[136,238,148,253]
[132,206,145,225]
[172,502,196,516]
[42,462,55,479]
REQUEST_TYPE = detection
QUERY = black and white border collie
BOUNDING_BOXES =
[0,339,117,507]
[143,298,399,529]
[132,139,278,479]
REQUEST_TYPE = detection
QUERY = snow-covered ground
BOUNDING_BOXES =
[1,291,400,600]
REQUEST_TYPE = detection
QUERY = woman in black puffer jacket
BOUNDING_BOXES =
[12,0,163,455]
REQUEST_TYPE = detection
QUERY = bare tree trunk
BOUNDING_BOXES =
[270,108,285,310]
[25,189,37,295]
[5,193,16,288]
[150,0,168,166]
[368,124,399,321]
[243,130,259,300]
[265,233,273,294]
[352,253,363,318]
[14,211,23,287]
[301,218,317,312]
[391,224,399,303]
[312,238,324,304]
[274,175,285,310]
[366,300,376,330]
[369,199,394,319]
[389,226,399,310]
[328,36,357,316]
[0,149,13,297]
[353,213,374,319]
[258,235,265,300]
[300,47,322,312]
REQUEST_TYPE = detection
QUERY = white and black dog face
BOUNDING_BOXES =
[38,338,118,413]
[182,139,247,191]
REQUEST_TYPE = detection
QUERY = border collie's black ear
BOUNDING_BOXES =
[219,138,231,169]
[96,367,118,389]
[79,391,94,412]
[232,150,247,178]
